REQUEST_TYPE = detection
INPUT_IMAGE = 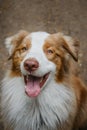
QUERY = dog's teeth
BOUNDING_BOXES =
[40,78,43,83]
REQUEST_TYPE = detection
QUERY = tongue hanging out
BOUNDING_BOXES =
[25,76,41,97]
[24,73,50,97]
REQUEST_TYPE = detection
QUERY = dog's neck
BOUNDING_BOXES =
[2,76,76,130]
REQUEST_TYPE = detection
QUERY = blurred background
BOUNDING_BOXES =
[0,0,87,129]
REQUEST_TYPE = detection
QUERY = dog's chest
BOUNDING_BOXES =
[2,77,75,130]
[14,86,75,130]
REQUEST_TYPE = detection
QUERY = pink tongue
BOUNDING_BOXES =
[25,76,41,97]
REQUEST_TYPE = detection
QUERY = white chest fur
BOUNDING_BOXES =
[1,76,76,130]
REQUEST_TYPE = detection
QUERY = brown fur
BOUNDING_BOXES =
[43,33,79,82]
[4,31,87,129]
[9,31,31,77]
[43,33,87,129]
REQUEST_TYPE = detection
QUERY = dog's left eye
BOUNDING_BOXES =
[47,49,54,54]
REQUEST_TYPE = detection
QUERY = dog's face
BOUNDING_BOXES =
[5,30,79,97]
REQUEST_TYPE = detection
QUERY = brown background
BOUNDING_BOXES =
[0,0,87,129]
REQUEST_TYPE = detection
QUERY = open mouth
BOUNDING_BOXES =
[24,72,50,97]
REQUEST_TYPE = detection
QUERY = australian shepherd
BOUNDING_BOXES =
[1,30,87,130]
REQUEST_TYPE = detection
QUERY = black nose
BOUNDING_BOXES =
[24,58,39,72]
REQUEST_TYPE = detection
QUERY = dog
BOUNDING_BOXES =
[1,30,87,130]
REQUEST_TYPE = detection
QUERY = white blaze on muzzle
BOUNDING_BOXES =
[20,32,56,97]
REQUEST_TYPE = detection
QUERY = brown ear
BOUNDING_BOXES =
[52,33,79,61]
[5,30,29,59]
[62,35,79,61]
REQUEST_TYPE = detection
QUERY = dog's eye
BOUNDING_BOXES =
[47,49,54,54]
[21,47,28,52]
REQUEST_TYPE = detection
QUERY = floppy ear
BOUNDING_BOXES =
[62,35,79,61]
[52,33,79,61]
[5,30,28,59]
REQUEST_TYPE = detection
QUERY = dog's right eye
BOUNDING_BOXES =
[21,47,28,52]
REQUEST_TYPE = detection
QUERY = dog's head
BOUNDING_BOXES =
[5,30,79,97]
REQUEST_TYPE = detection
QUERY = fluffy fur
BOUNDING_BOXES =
[1,30,87,130]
